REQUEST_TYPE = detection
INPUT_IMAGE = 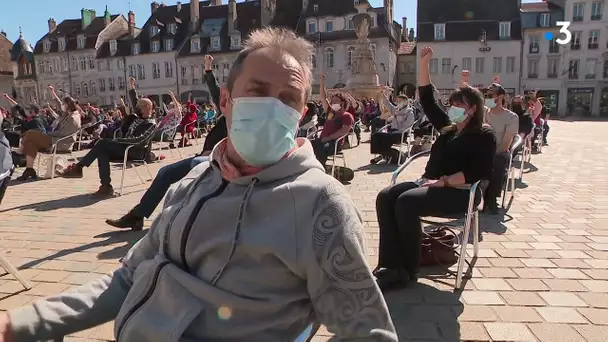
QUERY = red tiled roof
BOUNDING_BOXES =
[520,2,550,12]
[398,42,416,55]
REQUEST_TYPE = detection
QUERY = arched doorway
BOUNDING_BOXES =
[333,83,346,89]
[397,83,415,97]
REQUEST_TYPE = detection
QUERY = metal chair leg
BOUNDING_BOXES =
[0,253,33,289]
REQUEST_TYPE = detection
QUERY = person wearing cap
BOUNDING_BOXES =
[484,83,518,214]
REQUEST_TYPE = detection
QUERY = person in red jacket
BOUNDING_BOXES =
[176,102,198,147]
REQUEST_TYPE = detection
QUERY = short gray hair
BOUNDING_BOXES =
[226,27,314,101]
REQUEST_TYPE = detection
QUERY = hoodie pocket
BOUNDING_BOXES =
[115,259,203,342]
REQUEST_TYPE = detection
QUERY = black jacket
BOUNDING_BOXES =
[115,88,157,145]
[201,70,227,153]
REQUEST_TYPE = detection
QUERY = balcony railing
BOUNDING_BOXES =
[569,73,579,79]
[573,16,584,22]
[588,42,599,49]
[547,73,558,78]
[591,14,602,20]
[571,43,581,50]
[527,73,538,79]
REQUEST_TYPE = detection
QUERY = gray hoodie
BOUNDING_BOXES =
[9,140,397,342]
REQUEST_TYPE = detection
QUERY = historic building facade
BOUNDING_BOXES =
[9,32,37,104]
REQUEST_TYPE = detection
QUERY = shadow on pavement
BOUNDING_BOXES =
[0,193,114,213]
[355,163,396,175]
[384,282,464,340]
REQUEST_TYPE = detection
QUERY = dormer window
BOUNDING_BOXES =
[347,17,354,30]
[43,40,51,53]
[169,23,177,35]
[150,25,160,36]
[325,20,333,32]
[77,35,86,49]
[109,40,118,55]
[165,38,174,51]
[210,36,221,51]
[132,42,140,55]
[313,4,318,12]
[307,20,317,34]
[151,40,160,53]
[58,37,66,51]
[539,13,550,27]
[191,37,201,53]
[230,35,241,49]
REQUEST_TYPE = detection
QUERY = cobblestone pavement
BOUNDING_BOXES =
[1,119,607,341]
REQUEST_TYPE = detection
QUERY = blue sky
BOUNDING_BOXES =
[1,0,409,44]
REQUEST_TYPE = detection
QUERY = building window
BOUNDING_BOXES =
[539,13,550,27]
[98,61,104,71]
[58,37,66,51]
[313,4,319,12]
[108,78,115,91]
[132,43,140,55]
[90,81,96,95]
[211,36,221,50]
[107,60,114,71]
[181,66,188,85]
[586,58,597,79]
[475,57,485,73]
[441,58,451,74]
[128,65,136,78]
[109,40,118,55]
[62,57,68,72]
[429,58,438,74]
[573,3,585,21]
[370,15,376,27]
[71,57,77,71]
[109,96,115,105]
[79,57,86,70]
[99,78,106,92]
[43,40,51,53]
[312,54,316,68]
[603,59,608,78]
[493,57,503,73]
[153,62,161,79]
[88,56,95,69]
[308,21,317,34]
[165,61,173,78]
[191,38,201,52]
[82,82,89,97]
[324,47,334,68]
[527,59,539,78]
[589,30,600,49]
[150,40,159,53]
[506,57,515,73]
[230,35,241,49]
[137,64,145,80]
[569,59,580,79]
[571,31,582,49]
[118,76,125,90]
[164,39,174,51]
[36,60,44,74]
[118,59,125,70]
[150,25,160,36]
[462,57,472,71]
[499,22,511,39]
[549,39,560,53]
[347,17,354,30]
[433,24,445,40]
[74,83,81,97]
[547,58,559,78]
[346,46,355,66]
[592,1,603,20]
[529,36,540,53]
[77,35,86,49]
[325,20,333,32]
[169,23,177,34]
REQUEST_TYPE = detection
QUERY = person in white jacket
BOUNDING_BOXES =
[370,93,416,164]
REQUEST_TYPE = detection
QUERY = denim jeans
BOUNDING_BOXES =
[132,156,208,218]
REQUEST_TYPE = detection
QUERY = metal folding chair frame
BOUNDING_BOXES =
[36,132,80,179]
[390,150,480,290]
[502,134,523,209]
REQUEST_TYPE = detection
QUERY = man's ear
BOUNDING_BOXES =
[219,86,230,117]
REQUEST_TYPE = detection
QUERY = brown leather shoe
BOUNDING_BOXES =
[60,164,84,178]
[91,185,115,198]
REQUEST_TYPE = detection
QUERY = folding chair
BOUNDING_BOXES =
[502,134,523,209]
[390,150,480,290]
[112,127,160,196]
[153,111,183,160]
[76,118,104,150]
[377,119,418,165]
[519,131,534,181]
[534,119,545,153]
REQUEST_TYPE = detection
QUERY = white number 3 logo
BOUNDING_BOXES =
[556,21,572,45]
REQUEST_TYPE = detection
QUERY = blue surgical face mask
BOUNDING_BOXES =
[448,106,467,123]
[229,97,301,167]
[485,98,496,109]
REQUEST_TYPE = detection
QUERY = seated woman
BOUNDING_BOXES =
[511,96,534,139]
[13,86,82,181]
[373,46,496,291]
[370,93,416,164]
[175,103,197,147]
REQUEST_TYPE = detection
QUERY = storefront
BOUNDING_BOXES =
[599,87,608,117]
[535,90,559,116]
[567,88,594,116]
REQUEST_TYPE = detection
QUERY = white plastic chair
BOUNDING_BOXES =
[390,150,480,290]
[502,134,523,209]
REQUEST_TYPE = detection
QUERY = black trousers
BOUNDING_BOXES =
[413,122,433,139]
[311,139,337,167]
[376,182,480,273]
[370,129,403,155]
[485,152,510,202]
[370,117,386,133]
[78,139,141,186]
[2,130,21,148]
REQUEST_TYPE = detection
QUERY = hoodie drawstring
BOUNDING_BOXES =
[210,178,259,285]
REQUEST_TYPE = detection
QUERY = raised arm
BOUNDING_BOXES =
[127,77,141,117]
[2,93,18,107]
[319,73,330,113]
[203,55,221,113]
[417,46,450,131]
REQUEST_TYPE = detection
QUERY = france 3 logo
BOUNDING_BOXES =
[544,21,572,45]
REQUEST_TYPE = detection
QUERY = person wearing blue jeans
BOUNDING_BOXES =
[105,155,208,230]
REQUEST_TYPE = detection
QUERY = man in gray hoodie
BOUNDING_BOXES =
[0,27,396,342]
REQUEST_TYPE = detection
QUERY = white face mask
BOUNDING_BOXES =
[330,103,341,111]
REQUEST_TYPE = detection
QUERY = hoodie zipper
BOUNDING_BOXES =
[115,260,171,341]
[180,179,229,272]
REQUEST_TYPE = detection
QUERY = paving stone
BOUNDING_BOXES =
[520,258,557,268]
[484,322,535,341]
[478,267,518,278]
[462,291,505,305]
[580,280,608,292]
[551,258,592,269]
[527,323,586,342]
[456,305,498,322]
[542,279,588,292]
[582,269,608,280]
[537,292,587,307]
[577,308,608,325]
[535,307,588,324]
[555,251,591,259]
[575,325,608,342]
[472,279,513,291]
[547,269,589,280]
[506,279,549,291]
[456,322,491,341]
[492,306,544,323]
[499,292,547,307]
[512,268,554,279]
[578,292,608,308]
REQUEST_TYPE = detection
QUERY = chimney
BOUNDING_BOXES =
[81,9,92,29]
[151,1,160,14]
[402,17,407,36]
[176,1,182,11]
[408,28,415,42]
[128,11,136,36]
[104,6,111,26]
[48,18,57,33]
[0,31,6,37]
[228,0,237,32]
[211,0,222,5]
[89,9,96,18]
[190,0,200,31]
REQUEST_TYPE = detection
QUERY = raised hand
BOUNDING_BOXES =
[420,46,433,64]
[460,70,470,86]
[204,55,214,71]
[129,77,136,88]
